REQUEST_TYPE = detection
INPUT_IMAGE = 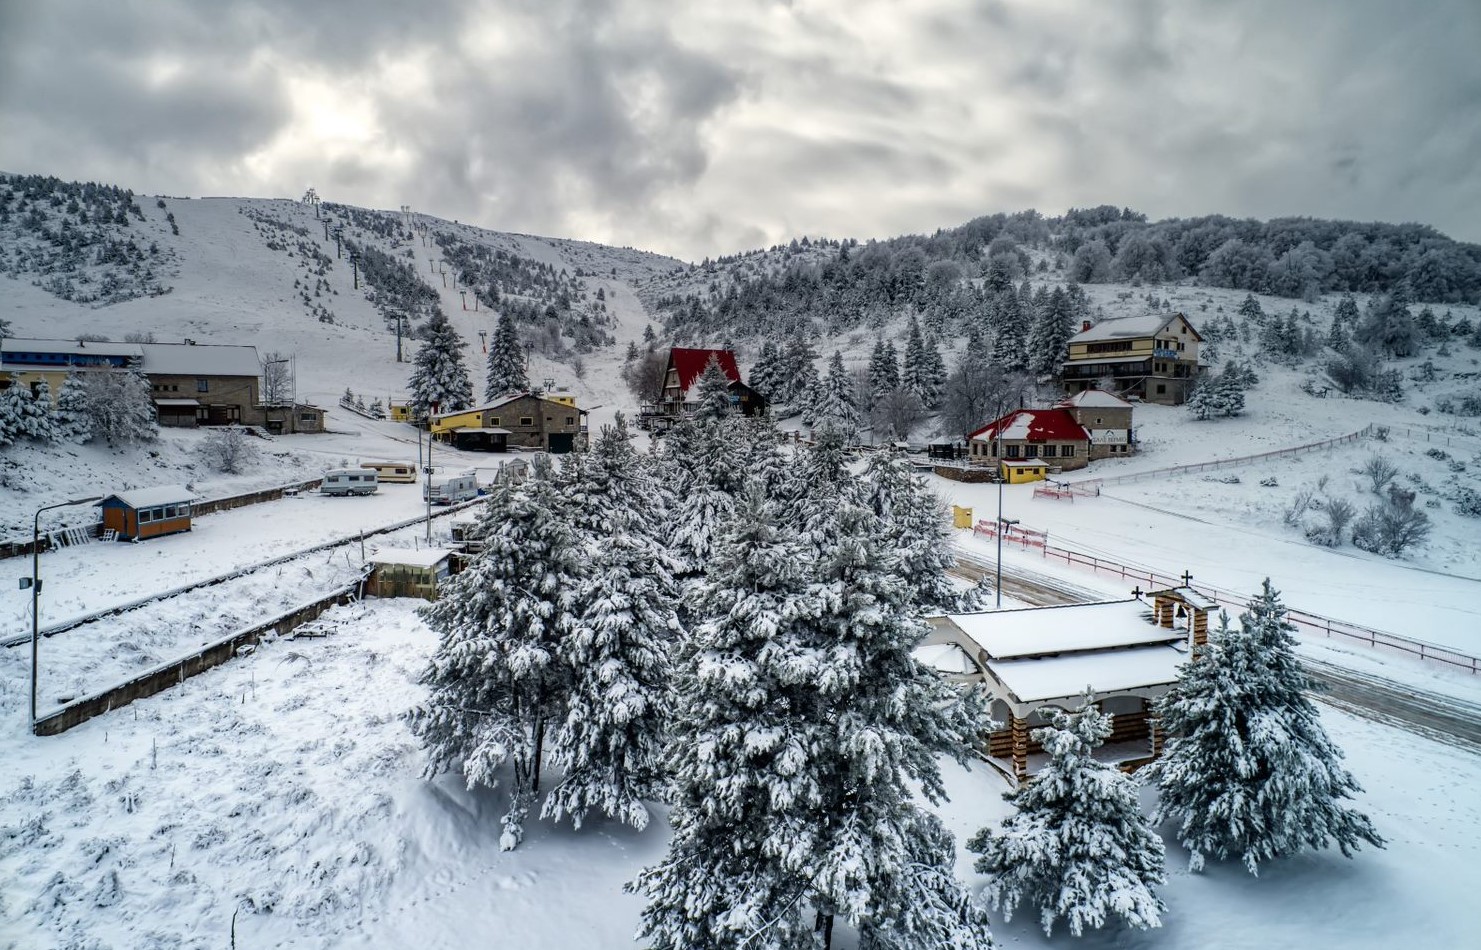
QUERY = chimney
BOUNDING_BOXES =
[1082,320,1092,332]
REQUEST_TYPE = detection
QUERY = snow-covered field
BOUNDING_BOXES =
[4,193,1481,948]
[3,598,1477,950]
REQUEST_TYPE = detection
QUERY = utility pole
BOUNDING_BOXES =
[333,227,343,259]
[349,250,360,290]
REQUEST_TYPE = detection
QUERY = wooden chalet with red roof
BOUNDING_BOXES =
[966,408,1092,471]
[642,347,766,430]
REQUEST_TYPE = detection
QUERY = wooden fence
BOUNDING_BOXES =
[1081,424,1376,488]
[1034,542,1480,674]
[32,582,362,736]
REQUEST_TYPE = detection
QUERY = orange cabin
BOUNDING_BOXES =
[97,485,198,541]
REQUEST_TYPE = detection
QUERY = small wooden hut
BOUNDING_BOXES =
[365,547,454,601]
[96,485,198,541]
[1001,459,1049,484]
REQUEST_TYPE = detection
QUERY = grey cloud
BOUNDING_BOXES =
[0,0,1478,261]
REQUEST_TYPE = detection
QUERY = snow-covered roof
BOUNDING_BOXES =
[137,342,261,377]
[451,427,512,435]
[1148,586,1220,611]
[1001,459,1048,470]
[935,600,1184,659]
[989,645,1187,704]
[1058,389,1133,409]
[912,642,979,676]
[153,398,202,406]
[97,485,199,509]
[1,337,143,359]
[1070,312,1184,343]
[968,409,1090,443]
[369,547,454,568]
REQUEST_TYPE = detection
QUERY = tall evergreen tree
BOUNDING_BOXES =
[1334,294,1360,330]
[991,290,1027,371]
[868,338,900,403]
[920,331,946,408]
[811,350,859,437]
[802,502,991,946]
[1152,582,1384,874]
[485,310,529,401]
[55,370,92,442]
[1027,285,1075,377]
[545,419,679,831]
[969,694,1166,937]
[408,311,474,418]
[855,449,964,611]
[750,339,783,399]
[901,315,929,406]
[780,336,821,407]
[692,355,735,421]
[409,458,582,850]
[631,487,827,950]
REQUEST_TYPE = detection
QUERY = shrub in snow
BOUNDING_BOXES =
[1360,454,1398,494]
[198,425,257,474]
[1351,487,1432,557]
[1151,583,1384,874]
[969,692,1166,937]
[1453,486,1481,518]
[1260,475,1278,487]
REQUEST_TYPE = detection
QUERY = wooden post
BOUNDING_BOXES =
[1150,713,1165,759]
[1011,715,1029,783]
[1192,609,1208,647]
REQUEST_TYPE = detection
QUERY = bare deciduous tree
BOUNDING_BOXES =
[261,352,293,406]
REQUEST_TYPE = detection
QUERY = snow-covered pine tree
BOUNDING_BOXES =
[1334,294,1360,330]
[692,355,734,421]
[920,331,946,409]
[630,486,826,950]
[409,457,582,850]
[780,336,821,407]
[1216,369,1246,416]
[749,338,783,400]
[408,310,474,418]
[812,350,859,438]
[485,310,529,401]
[969,692,1165,937]
[544,418,679,832]
[55,370,92,442]
[901,315,930,408]
[12,379,61,442]
[991,290,1027,371]
[856,448,963,611]
[803,501,991,946]
[1151,582,1385,874]
[0,379,20,446]
[1185,377,1218,420]
[868,338,900,404]
[1238,293,1264,322]
[1027,285,1075,378]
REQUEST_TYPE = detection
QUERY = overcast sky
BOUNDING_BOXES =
[2,0,1477,261]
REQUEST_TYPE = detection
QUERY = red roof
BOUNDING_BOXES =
[967,408,1091,443]
[668,347,742,393]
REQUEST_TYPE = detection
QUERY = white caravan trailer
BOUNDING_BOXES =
[424,470,479,505]
[321,468,379,497]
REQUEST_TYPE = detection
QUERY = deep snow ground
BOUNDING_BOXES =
[2,599,1476,950]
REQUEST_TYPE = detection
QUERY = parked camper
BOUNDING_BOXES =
[424,470,479,505]
[360,460,417,484]
[321,468,379,497]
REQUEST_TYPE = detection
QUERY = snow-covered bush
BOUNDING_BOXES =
[1450,486,1481,518]
[1351,487,1431,557]
[969,693,1165,936]
[198,425,257,474]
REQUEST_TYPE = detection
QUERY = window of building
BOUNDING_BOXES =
[1006,444,1021,458]
[196,379,209,393]
[519,416,534,426]
[1041,445,1056,457]
[1156,384,1166,394]
[139,508,155,523]
[1024,444,1039,458]
[489,417,500,426]
[566,416,575,426]
[1063,445,1076,457]
[299,413,315,423]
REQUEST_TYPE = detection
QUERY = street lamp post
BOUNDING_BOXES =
[995,473,1019,609]
[26,497,102,728]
